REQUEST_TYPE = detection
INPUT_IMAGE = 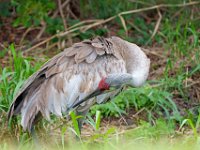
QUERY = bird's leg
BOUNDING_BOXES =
[76,109,89,136]
[29,113,42,145]
[30,126,40,147]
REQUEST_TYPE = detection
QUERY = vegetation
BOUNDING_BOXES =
[0,0,200,149]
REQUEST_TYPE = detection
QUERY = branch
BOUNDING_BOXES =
[23,1,200,53]
[58,0,68,31]
[119,1,200,16]
[52,0,70,18]
[35,21,46,41]
[145,8,162,44]
[0,42,6,49]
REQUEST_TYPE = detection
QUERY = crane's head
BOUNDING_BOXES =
[98,77,110,91]
[98,74,133,91]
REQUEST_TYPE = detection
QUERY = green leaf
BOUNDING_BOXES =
[95,110,101,131]
[69,111,81,137]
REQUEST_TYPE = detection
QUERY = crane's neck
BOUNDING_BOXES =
[120,41,150,87]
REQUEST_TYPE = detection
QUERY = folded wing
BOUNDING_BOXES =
[8,37,127,131]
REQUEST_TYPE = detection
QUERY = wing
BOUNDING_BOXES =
[64,36,123,63]
[8,37,126,131]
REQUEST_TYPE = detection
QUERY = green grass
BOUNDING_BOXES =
[1,119,200,150]
[0,0,200,149]
[0,45,43,112]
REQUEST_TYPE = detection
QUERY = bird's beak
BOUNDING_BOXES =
[71,88,103,109]
[71,87,120,109]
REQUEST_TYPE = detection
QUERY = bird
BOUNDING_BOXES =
[8,36,150,134]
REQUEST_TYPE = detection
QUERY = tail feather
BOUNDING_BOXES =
[20,82,51,131]
[7,91,27,121]
[7,74,47,131]
[21,102,40,132]
[7,103,14,121]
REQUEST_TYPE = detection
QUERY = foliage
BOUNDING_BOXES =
[80,0,135,19]
[12,0,56,27]
[0,1,11,17]
[87,110,101,131]
[90,85,181,122]
[0,45,43,112]
[69,111,81,138]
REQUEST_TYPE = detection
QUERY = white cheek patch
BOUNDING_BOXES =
[131,72,146,87]
[132,58,150,87]
[126,42,150,87]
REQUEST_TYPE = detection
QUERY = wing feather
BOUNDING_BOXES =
[85,51,97,63]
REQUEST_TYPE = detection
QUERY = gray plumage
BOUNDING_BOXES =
[8,36,150,132]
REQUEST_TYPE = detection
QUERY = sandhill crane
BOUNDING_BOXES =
[8,36,150,134]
